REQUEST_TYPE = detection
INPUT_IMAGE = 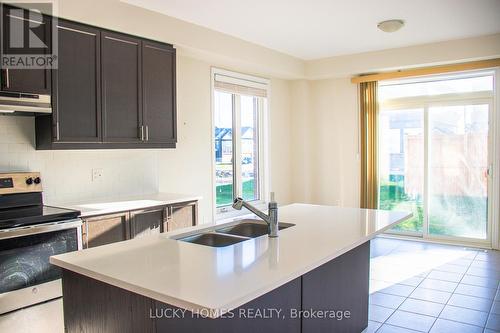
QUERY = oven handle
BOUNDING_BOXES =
[0,218,83,240]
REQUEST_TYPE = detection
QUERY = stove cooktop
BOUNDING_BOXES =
[0,205,81,230]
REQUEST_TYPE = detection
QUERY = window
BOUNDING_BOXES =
[378,71,495,242]
[212,69,269,215]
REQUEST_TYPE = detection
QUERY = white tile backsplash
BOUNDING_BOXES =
[0,116,159,203]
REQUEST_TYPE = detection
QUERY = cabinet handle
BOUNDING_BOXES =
[5,69,10,88]
[140,125,144,141]
[53,122,60,141]
[84,222,89,249]
[145,125,149,141]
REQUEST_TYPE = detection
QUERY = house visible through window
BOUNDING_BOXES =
[213,69,268,212]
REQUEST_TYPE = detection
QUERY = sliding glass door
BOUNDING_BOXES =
[379,109,424,234]
[428,103,490,239]
[378,72,494,244]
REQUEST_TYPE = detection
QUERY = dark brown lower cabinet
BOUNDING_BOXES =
[129,207,166,238]
[82,212,129,249]
[82,201,198,248]
[168,201,198,231]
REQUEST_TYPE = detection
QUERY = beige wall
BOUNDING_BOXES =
[289,80,313,203]
[309,78,359,207]
[157,56,212,224]
[268,78,293,206]
[306,33,500,79]
[289,79,359,207]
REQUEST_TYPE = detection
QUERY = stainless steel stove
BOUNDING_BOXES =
[0,172,82,314]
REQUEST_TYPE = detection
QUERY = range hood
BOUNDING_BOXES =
[0,91,51,114]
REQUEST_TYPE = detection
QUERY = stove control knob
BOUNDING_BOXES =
[26,177,33,185]
[34,177,41,184]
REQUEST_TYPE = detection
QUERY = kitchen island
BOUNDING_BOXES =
[50,203,411,333]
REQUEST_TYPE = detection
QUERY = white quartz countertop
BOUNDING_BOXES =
[47,193,202,217]
[50,204,411,317]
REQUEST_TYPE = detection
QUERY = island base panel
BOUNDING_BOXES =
[61,270,155,333]
[302,240,370,333]
[155,277,301,333]
[61,241,370,333]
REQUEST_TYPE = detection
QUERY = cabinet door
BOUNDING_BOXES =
[167,201,198,231]
[142,41,176,144]
[0,5,51,94]
[52,20,101,142]
[101,32,142,143]
[129,207,165,238]
[83,213,129,249]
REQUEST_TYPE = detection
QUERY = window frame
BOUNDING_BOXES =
[211,68,270,220]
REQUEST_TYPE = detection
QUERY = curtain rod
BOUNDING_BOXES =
[351,58,500,84]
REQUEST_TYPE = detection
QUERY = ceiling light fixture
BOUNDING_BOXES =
[377,19,405,33]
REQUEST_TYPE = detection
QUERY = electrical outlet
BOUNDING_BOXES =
[92,168,104,181]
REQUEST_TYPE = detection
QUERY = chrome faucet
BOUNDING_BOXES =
[232,193,279,237]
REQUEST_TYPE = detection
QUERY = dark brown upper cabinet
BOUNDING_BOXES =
[0,4,51,94]
[142,41,176,144]
[35,17,177,149]
[101,32,143,144]
[51,20,101,143]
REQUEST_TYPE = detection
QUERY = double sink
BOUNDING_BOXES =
[178,219,295,247]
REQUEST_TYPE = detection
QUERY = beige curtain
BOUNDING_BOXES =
[359,81,379,209]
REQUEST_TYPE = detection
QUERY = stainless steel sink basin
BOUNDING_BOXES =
[177,219,295,247]
[179,232,247,247]
[216,219,295,238]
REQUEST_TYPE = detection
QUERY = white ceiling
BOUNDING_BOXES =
[122,0,500,60]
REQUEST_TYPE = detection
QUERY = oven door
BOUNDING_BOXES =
[0,219,82,314]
